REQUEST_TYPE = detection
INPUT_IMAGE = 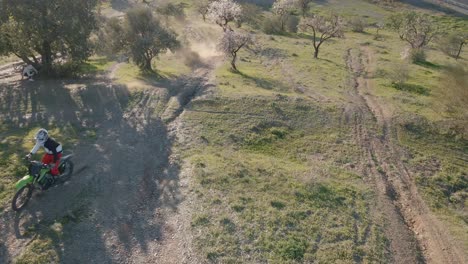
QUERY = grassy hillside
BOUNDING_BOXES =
[0,0,466,263]
[181,96,388,262]
[178,0,468,262]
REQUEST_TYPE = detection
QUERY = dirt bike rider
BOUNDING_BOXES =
[26,129,63,177]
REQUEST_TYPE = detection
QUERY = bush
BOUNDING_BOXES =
[52,61,82,77]
[277,237,308,261]
[156,3,186,20]
[240,3,264,29]
[261,14,299,34]
[389,63,409,85]
[285,15,300,33]
[409,48,426,63]
[349,17,366,33]
[440,64,468,117]
[262,15,282,34]
[391,82,430,95]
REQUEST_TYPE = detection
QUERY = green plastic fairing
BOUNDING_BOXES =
[15,175,34,190]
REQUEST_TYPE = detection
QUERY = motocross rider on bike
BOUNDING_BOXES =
[26,129,63,176]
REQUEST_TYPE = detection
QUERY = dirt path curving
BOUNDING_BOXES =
[0,55,217,263]
[345,46,467,264]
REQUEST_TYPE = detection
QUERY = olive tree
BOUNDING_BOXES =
[125,8,179,72]
[156,2,186,23]
[217,30,253,71]
[0,0,98,75]
[208,0,243,32]
[100,7,179,72]
[299,14,344,59]
[95,17,127,57]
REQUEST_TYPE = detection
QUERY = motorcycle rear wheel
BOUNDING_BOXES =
[12,184,33,211]
[58,160,74,182]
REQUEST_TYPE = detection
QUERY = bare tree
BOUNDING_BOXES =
[387,11,439,50]
[272,0,296,31]
[439,31,467,60]
[299,14,344,59]
[207,0,242,32]
[217,30,253,71]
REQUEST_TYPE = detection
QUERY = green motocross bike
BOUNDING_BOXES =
[11,154,74,211]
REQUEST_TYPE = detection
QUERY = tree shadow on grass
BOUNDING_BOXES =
[391,82,430,96]
[414,60,444,70]
[319,57,345,69]
[0,76,183,263]
[237,70,291,92]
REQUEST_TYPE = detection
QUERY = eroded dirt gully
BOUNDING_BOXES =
[0,59,215,263]
[345,46,466,264]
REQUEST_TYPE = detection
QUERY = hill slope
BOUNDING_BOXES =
[0,0,467,263]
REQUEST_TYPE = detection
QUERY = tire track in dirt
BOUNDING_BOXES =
[150,64,217,264]
[346,46,467,264]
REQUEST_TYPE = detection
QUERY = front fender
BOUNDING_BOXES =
[15,175,34,190]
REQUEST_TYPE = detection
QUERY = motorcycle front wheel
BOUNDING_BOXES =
[12,184,34,211]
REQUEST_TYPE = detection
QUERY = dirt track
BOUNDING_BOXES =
[0,57,215,263]
[345,46,467,264]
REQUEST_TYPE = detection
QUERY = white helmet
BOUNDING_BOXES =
[35,128,49,143]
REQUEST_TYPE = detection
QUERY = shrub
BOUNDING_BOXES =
[391,82,430,95]
[262,15,283,34]
[277,237,308,261]
[262,14,299,34]
[156,3,186,20]
[389,63,409,85]
[349,17,366,33]
[240,3,264,29]
[409,48,426,63]
[440,64,468,117]
[285,15,300,33]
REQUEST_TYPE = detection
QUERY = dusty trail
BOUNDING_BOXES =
[0,57,215,263]
[346,46,467,264]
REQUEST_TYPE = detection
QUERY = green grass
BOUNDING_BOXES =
[15,234,60,264]
[114,57,190,87]
[1,0,466,262]
[189,147,385,263]
[310,0,391,22]
[215,32,352,103]
[13,203,91,263]
[79,56,115,75]
[182,93,387,262]
[180,1,467,262]
[0,124,81,212]
[369,25,467,122]
[397,122,468,251]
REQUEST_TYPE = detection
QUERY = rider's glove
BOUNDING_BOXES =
[25,153,32,160]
